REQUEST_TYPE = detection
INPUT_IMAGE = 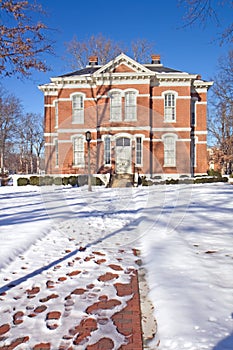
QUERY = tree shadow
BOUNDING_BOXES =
[212,329,233,350]
[0,211,149,294]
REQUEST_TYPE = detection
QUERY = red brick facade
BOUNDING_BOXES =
[39,53,213,178]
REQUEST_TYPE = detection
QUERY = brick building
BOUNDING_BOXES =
[39,53,213,179]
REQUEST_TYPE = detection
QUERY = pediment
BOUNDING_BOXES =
[113,63,136,73]
[93,53,152,76]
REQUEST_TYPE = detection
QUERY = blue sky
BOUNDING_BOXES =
[2,0,232,115]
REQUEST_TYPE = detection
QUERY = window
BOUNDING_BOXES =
[116,137,130,147]
[125,91,137,120]
[72,94,84,123]
[55,101,58,128]
[73,136,84,166]
[136,137,142,165]
[164,93,176,121]
[163,135,176,166]
[110,91,122,121]
[104,137,111,165]
[191,99,197,125]
[54,139,58,167]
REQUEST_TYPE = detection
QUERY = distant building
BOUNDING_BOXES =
[39,53,213,178]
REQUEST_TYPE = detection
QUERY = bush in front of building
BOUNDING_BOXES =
[29,176,40,186]
[53,177,63,185]
[17,177,29,186]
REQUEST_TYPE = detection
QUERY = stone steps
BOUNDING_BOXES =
[110,174,134,188]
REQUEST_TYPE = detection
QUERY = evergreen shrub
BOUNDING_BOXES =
[17,177,29,186]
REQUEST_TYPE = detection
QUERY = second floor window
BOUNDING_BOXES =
[72,94,84,123]
[125,91,137,120]
[164,93,176,122]
[110,92,122,121]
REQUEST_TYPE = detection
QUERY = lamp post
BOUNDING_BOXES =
[85,131,92,192]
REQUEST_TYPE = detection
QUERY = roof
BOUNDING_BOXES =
[59,66,100,77]
[144,65,182,73]
[59,64,182,78]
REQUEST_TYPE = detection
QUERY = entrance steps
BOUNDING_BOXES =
[110,173,135,188]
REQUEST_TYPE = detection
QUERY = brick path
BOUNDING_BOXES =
[0,248,144,350]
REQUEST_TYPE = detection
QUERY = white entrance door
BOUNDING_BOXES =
[115,137,131,174]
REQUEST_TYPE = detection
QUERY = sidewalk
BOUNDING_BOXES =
[0,233,154,349]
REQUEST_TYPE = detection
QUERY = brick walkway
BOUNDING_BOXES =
[0,247,144,350]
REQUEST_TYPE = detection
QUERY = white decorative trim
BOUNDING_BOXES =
[93,52,153,75]
[162,133,178,141]
[194,130,207,135]
[152,127,191,132]
[98,126,150,132]
[196,141,207,144]
[44,132,58,136]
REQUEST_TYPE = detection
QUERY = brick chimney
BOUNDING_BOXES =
[88,56,98,66]
[151,54,161,64]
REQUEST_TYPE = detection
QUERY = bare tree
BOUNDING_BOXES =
[64,34,156,69]
[18,113,44,173]
[0,87,22,172]
[179,0,233,44]
[131,38,156,63]
[208,50,233,173]
[65,33,122,69]
[0,0,53,77]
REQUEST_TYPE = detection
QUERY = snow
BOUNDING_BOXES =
[0,183,233,349]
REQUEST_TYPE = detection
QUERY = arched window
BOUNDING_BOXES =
[125,91,137,121]
[163,135,176,166]
[72,94,84,123]
[116,137,130,147]
[164,92,176,122]
[73,135,84,166]
[110,91,122,121]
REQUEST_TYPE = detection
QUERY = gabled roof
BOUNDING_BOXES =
[93,52,152,76]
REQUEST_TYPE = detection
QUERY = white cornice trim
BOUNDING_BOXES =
[44,132,58,136]
[152,127,191,132]
[194,131,207,135]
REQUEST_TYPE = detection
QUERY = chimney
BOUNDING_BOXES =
[151,54,161,64]
[88,56,98,66]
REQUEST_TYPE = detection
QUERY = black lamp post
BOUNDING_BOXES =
[85,131,92,191]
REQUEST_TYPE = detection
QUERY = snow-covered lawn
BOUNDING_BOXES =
[0,183,233,350]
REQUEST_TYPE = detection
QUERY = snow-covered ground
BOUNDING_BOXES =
[0,182,233,350]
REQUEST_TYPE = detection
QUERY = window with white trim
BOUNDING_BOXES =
[110,91,122,121]
[104,137,111,165]
[55,101,58,128]
[54,139,59,167]
[72,94,84,123]
[136,137,142,165]
[73,135,84,166]
[164,93,176,122]
[125,91,137,120]
[164,135,176,166]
